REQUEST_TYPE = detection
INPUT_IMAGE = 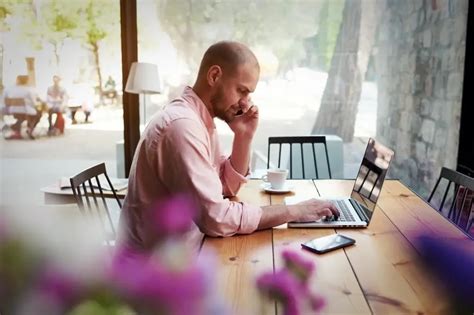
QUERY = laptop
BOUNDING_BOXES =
[287,138,394,228]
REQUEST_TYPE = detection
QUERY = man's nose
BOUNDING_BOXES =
[239,97,251,109]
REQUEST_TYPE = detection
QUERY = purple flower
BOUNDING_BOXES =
[108,246,210,315]
[308,294,326,312]
[257,250,325,315]
[416,235,474,312]
[282,249,315,284]
[36,267,82,306]
[257,269,302,315]
[148,194,197,239]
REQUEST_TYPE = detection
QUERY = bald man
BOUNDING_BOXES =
[118,41,338,251]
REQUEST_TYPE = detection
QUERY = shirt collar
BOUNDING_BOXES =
[182,86,215,130]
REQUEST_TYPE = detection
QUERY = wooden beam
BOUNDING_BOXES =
[458,2,474,177]
[120,0,139,178]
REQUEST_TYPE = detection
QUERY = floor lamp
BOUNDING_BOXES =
[125,62,161,126]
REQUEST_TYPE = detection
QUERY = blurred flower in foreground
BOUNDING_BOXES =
[106,246,223,315]
[0,195,227,315]
[146,194,200,270]
[282,250,315,283]
[257,249,325,315]
[416,235,474,314]
[148,194,197,240]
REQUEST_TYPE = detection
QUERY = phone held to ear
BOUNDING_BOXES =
[235,105,254,117]
[301,234,355,254]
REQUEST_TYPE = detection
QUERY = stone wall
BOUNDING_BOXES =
[375,0,468,197]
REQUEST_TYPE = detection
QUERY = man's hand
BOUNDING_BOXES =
[228,103,259,138]
[257,199,340,230]
[289,199,339,222]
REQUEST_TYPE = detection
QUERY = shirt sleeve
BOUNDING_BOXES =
[219,156,249,197]
[156,118,262,237]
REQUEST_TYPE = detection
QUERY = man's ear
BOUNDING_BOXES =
[207,65,222,87]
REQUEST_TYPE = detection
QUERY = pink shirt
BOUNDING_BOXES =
[118,86,262,251]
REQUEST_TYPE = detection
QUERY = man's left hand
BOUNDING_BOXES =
[228,104,259,138]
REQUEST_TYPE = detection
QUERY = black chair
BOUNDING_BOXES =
[267,136,332,179]
[428,167,474,234]
[70,163,122,245]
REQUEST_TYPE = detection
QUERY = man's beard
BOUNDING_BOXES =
[210,85,232,123]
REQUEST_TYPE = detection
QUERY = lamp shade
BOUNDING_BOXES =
[125,62,161,94]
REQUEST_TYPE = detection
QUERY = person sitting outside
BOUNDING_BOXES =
[118,41,339,252]
[69,82,94,124]
[46,75,68,134]
[2,75,41,140]
[103,75,117,104]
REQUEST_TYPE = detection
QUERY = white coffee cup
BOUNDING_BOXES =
[262,168,289,189]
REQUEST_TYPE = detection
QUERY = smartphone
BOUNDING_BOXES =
[301,234,355,254]
[235,105,254,117]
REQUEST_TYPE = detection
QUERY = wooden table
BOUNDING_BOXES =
[200,179,473,314]
[41,184,127,204]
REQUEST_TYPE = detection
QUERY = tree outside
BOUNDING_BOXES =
[1,0,120,101]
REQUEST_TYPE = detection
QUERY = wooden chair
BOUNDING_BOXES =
[3,97,42,139]
[267,136,332,179]
[428,167,474,235]
[70,163,122,245]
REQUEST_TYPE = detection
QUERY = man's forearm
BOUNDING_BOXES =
[230,133,252,176]
[257,205,295,230]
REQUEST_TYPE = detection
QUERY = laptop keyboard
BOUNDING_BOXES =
[334,200,355,222]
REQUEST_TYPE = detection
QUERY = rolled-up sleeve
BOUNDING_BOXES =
[219,156,248,197]
[157,118,262,237]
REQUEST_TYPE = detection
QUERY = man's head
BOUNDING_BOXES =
[194,41,260,123]
[53,75,61,85]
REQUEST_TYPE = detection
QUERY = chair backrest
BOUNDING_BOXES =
[267,136,332,179]
[4,97,26,107]
[356,157,383,200]
[70,163,122,245]
[428,167,474,236]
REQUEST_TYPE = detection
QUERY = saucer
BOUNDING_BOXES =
[260,182,294,194]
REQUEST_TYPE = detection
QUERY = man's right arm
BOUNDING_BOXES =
[257,200,339,230]
[160,118,262,237]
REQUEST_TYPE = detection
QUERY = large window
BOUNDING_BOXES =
[0,0,122,205]
[137,0,468,197]
[1,0,468,205]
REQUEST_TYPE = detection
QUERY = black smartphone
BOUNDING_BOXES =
[301,234,355,254]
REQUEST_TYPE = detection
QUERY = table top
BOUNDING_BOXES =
[200,179,473,315]
[41,182,127,197]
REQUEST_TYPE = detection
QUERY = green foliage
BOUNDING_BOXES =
[81,0,119,48]
[0,237,44,312]
[49,13,77,33]
[0,0,20,23]
[0,1,33,34]
[0,5,11,24]
[156,0,323,75]
[67,289,135,315]
[314,0,345,71]
[2,0,118,52]
[1,0,119,90]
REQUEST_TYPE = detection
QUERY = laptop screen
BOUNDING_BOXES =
[351,138,394,220]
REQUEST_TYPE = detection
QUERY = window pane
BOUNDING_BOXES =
[137,0,467,197]
[1,0,123,205]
